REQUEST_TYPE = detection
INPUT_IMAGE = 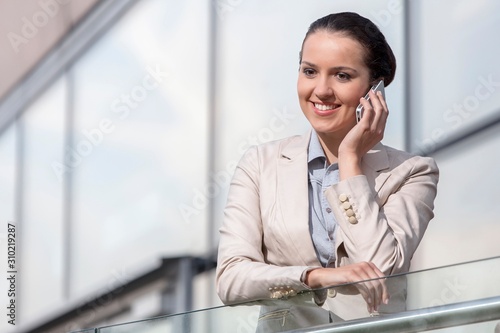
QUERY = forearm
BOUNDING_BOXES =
[338,153,363,180]
[326,156,438,275]
[217,221,317,304]
[216,254,314,304]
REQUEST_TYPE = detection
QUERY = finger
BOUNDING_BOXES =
[367,90,386,134]
[358,96,375,126]
[371,278,384,311]
[365,275,382,312]
[345,266,374,311]
[377,90,389,115]
[357,263,384,312]
[375,90,389,134]
[355,281,375,313]
[352,266,378,312]
[368,263,390,307]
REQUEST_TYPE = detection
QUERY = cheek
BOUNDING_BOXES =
[296,81,302,95]
[297,76,313,96]
[338,86,366,107]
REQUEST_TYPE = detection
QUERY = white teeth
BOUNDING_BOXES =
[314,103,337,111]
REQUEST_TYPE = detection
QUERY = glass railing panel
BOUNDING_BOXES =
[95,303,263,333]
[296,255,500,332]
[406,256,500,310]
[71,256,500,333]
[293,295,500,332]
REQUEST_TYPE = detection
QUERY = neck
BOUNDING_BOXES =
[316,131,345,165]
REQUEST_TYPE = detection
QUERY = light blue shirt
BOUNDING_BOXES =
[307,131,338,268]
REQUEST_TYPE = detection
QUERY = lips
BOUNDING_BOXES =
[311,102,341,116]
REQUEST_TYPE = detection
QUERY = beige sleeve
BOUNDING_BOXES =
[325,155,439,275]
[216,146,317,305]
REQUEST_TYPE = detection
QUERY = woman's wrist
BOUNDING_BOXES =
[338,152,362,180]
[305,268,323,288]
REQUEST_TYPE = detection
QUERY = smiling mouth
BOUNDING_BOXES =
[313,102,341,112]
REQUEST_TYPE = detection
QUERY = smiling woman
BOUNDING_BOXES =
[216,11,439,331]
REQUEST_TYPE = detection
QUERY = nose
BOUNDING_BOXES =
[313,76,334,100]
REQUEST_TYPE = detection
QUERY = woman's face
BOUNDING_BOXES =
[298,30,372,137]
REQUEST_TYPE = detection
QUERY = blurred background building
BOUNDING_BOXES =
[0,0,499,332]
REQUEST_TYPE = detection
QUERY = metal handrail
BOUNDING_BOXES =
[289,295,500,333]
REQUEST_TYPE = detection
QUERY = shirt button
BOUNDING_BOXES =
[345,209,354,217]
[326,207,332,213]
[348,216,358,224]
[339,193,348,202]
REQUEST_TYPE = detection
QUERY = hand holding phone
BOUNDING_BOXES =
[356,80,385,123]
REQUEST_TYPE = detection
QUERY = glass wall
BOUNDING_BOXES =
[409,0,500,270]
[69,0,210,297]
[409,0,500,153]
[412,124,500,270]
[19,76,67,319]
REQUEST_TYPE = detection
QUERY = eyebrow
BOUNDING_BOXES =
[301,61,358,73]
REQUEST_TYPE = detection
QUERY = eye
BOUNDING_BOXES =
[336,72,351,81]
[302,67,316,77]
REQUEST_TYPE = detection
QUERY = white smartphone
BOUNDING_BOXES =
[356,79,385,123]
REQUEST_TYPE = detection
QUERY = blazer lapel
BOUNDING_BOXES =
[361,142,392,192]
[276,131,321,266]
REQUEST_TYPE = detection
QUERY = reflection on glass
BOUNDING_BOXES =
[70,0,210,297]
[19,76,66,319]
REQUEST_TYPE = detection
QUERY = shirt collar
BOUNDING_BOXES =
[308,130,326,163]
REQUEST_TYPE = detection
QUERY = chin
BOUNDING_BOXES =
[310,123,339,134]
[311,120,355,136]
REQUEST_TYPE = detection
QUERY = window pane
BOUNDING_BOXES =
[71,0,209,296]
[412,126,500,270]
[409,0,500,152]
[19,76,66,320]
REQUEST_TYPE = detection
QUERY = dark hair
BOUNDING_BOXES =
[299,12,396,86]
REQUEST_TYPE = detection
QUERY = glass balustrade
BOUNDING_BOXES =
[71,256,500,332]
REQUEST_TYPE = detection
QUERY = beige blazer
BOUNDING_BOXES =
[216,130,439,321]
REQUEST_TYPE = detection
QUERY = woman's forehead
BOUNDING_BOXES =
[301,31,367,67]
